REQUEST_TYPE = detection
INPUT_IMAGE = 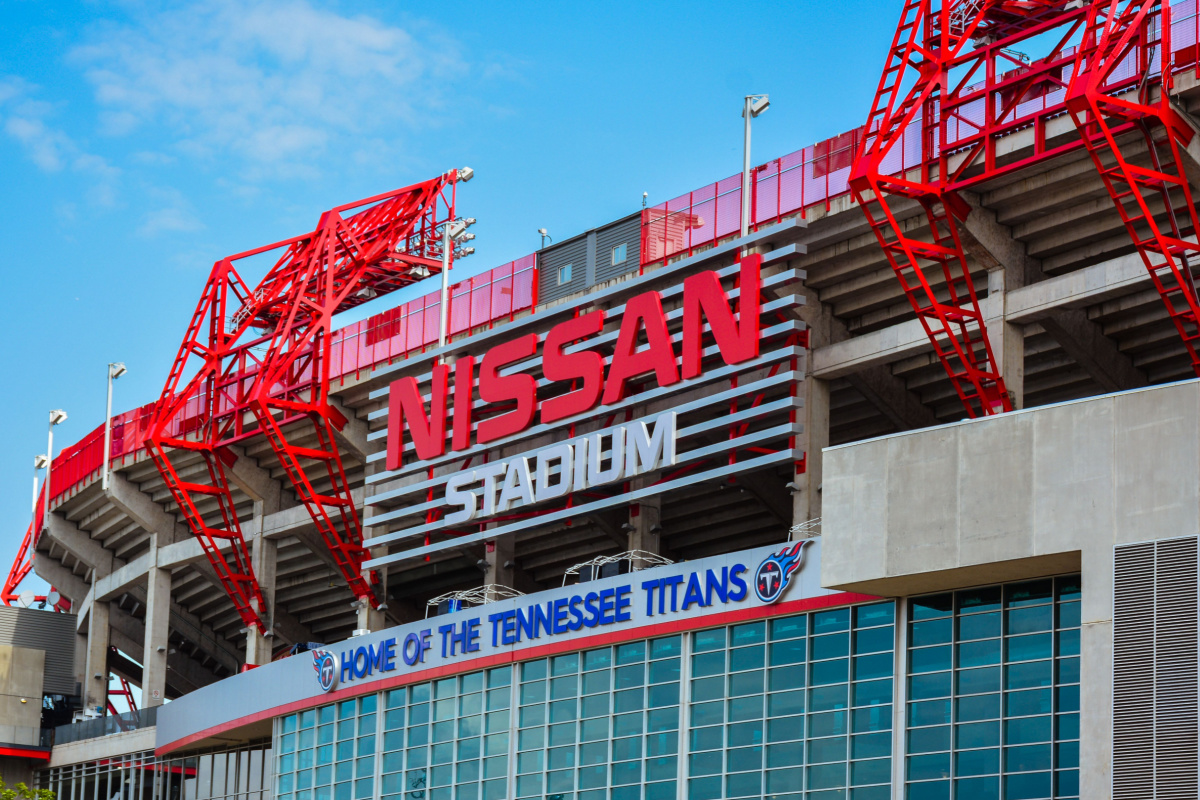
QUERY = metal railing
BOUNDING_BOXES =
[53,705,158,745]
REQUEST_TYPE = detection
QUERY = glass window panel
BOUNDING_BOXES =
[1056,713,1079,741]
[692,676,724,702]
[687,775,721,800]
[910,672,952,701]
[1004,715,1052,745]
[810,685,848,712]
[614,735,642,761]
[582,648,611,670]
[807,711,846,739]
[854,626,893,655]
[649,658,681,684]
[522,660,547,681]
[813,633,852,660]
[853,679,892,707]
[1057,629,1080,657]
[580,693,609,718]
[908,700,952,728]
[725,771,762,798]
[581,670,610,694]
[729,670,764,697]
[955,748,1000,776]
[812,658,850,685]
[910,646,952,674]
[911,594,954,620]
[958,612,1001,641]
[728,695,763,721]
[770,615,807,640]
[1005,744,1051,773]
[907,725,951,754]
[958,639,1002,669]
[853,731,892,759]
[808,761,848,789]
[856,603,895,628]
[854,653,892,681]
[1002,770,1051,800]
[954,777,999,800]
[1006,605,1053,636]
[648,683,680,708]
[1005,580,1053,608]
[814,608,851,633]
[616,663,648,687]
[1006,661,1053,691]
[731,621,766,646]
[956,693,1001,722]
[616,641,646,664]
[765,767,804,795]
[908,752,951,781]
[852,757,891,786]
[770,639,806,667]
[730,646,765,672]
[1055,770,1079,798]
[766,739,804,767]
[1005,689,1052,717]
[956,720,1000,749]
[911,619,953,648]
[650,636,681,658]
[958,667,1001,696]
[549,676,577,700]
[614,688,644,713]
[1057,602,1081,629]
[1057,685,1080,713]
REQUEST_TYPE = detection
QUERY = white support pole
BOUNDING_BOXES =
[741,96,753,240]
[438,224,453,349]
[102,368,115,491]
[43,425,54,532]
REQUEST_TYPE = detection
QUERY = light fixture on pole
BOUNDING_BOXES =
[438,211,477,349]
[102,362,127,491]
[741,94,770,240]
[43,409,68,532]
[538,228,552,249]
[32,454,47,515]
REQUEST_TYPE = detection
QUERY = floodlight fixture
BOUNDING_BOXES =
[747,94,770,117]
[34,455,48,470]
[538,228,552,249]
[49,409,67,426]
[108,362,127,380]
[457,166,475,182]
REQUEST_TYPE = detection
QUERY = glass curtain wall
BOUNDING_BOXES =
[905,576,1082,800]
[39,745,272,800]
[274,601,895,800]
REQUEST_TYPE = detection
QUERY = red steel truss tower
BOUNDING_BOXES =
[146,173,463,632]
[852,0,1200,415]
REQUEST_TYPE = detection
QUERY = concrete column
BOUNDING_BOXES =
[246,527,278,665]
[483,534,515,588]
[355,600,386,634]
[792,375,830,528]
[627,495,663,569]
[83,600,111,715]
[141,566,170,706]
[987,266,1026,409]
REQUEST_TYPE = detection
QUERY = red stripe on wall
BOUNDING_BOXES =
[157,591,879,756]
[0,746,51,760]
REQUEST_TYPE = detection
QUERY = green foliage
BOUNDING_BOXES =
[0,778,55,800]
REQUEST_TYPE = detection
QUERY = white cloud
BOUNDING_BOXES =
[137,187,205,236]
[72,1,466,177]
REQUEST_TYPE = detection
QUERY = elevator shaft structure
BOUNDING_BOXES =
[147,173,463,632]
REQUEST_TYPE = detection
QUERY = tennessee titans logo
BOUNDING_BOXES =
[754,541,810,604]
[313,649,338,693]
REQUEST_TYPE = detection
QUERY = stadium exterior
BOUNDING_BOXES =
[10,2,1200,799]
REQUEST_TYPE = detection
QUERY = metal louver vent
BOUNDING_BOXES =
[1113,536,1198,800]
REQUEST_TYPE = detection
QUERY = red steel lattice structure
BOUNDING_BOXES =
[852,0,1200,416]
[147,173,463,632]
[1067,0,1200,374]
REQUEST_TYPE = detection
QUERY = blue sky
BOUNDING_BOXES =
[0,0,899,597]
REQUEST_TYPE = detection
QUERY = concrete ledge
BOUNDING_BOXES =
[49,726,156,767]
[825,551,1082,597]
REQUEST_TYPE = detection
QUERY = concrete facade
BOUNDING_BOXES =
[822,379,1200,800]
[0,645,45,748]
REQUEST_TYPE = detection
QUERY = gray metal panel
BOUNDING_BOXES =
[585,231,597,286]
[0,606,78,695]
[537,235,588,304]
[594,214,641,284]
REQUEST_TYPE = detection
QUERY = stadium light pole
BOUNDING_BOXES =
[43,409,68,532]
[102,362,127,491]
[438,168,476,349]
[32,454,47,515]
[741,94,770,239]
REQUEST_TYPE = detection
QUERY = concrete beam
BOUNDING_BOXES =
[329,397,370,462]
[1039,310,1148,392]
[142,563,170,706]
[43,513,114,577]
[108,606,220,695]
[105,473,187,545]
[813,250,1153,377]
[224,447,284,510]
[31,555,90,607]
[845,370,940,430]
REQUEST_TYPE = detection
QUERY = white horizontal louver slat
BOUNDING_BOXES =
[1113,537,1198,800]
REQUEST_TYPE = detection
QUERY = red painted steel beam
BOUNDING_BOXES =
[1066,1,1200,375]
[147,173,461,632]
